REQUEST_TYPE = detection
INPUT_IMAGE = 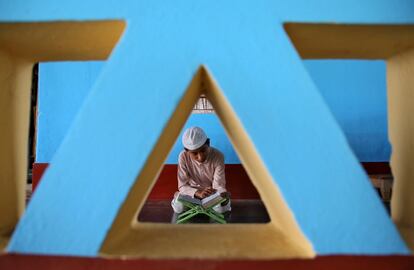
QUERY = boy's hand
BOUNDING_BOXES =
[195,187,216,199]
[220,191,230,205]
[220,191,229,199]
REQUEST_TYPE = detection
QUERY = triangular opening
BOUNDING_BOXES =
[301,59,393,213]
[137,94,270,224]
[283,23,404,218]
[0,21,126,252]
[99,66,314,259]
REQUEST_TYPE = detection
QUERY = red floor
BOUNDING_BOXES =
[1,254,414,270]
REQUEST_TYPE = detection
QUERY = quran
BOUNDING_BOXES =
[178,192,224,209]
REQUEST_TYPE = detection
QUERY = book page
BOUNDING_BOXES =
[201,192,223,208]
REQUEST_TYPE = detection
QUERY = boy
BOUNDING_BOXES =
[171,126,231,214]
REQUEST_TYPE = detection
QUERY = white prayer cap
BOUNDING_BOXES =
[182,127,208,150]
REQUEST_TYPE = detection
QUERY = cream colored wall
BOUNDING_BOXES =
[387,49,414,251]
[284,24,414,59]
[0,49,32,250]
[0,21,125,251]
[0,21,125,61]
[284,23,414,252]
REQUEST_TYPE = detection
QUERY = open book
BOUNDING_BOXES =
[178,192,224,209]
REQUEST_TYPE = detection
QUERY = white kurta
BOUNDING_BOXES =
[177,147,227,198]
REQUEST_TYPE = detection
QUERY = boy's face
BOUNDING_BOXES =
[188,144,209,163]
